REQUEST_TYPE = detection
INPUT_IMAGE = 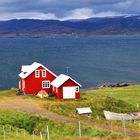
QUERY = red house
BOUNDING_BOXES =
[19,62,57,94]
[51,74,82,99]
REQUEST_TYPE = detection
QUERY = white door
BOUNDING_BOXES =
[63,87,75,99]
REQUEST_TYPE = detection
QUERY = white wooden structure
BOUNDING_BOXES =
[76,107,92,116]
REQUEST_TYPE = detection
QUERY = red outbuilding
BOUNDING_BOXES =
[19,62,57,94]
[51,74,82,99]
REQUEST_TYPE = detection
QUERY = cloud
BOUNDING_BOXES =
[61,8,123,20]
[0,8,126,21]
[92,11,123,17]
[0,12,58,20]
[115,0,133,8]
[0,0,139,20]
[62,8,93,20]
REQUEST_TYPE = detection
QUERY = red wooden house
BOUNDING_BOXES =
[19,62,57,94]
[51,74,82,99]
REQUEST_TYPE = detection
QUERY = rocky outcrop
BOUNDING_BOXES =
[98,83,130,88]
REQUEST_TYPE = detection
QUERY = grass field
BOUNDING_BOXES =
[44,85,140,120]
[0,111,120,140]
[84,85,140,105]
[0,85,140,139]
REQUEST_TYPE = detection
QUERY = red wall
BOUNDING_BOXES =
[23,66,56,94]
[52,79,80,99]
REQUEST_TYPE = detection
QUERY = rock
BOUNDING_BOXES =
[37,90,49,98]
[16,89,24,96]
[116,82,129,87]
[98,82,130,88]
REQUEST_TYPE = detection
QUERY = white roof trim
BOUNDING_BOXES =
[51,74,82,88]
[76,107,92,114]
[19,62,57,79]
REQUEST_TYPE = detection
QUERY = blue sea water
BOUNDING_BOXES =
[0,36,140,90]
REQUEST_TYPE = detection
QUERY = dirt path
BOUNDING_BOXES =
[0,97,78,123]
[0,96,140,138]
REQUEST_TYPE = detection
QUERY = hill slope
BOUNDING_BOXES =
[1,85,140,139]
[0,15,140,37]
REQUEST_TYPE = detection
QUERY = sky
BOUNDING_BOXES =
[0,0,139,20]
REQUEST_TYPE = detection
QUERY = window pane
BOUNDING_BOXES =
[35,70,40,78]
[42,81,50,88]
[42,70,46,77]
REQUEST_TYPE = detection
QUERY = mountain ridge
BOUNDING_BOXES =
[0,15,140,37]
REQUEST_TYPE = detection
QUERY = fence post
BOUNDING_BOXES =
[16,128,19,137]
[121,117,126,136]
[40,131,43,140]
[9,126,11,135]
[32,131,35,140]
[78,121,81,138]
[23,129,26,139]
[3,126,6,140]
[45,125,50,140]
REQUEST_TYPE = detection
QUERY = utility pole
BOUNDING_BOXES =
[66,67,70,75]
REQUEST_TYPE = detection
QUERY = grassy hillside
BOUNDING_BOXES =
[45,85,140,119]
[92,85,140,105]
[0,111,119,140]
[0,85,140,139]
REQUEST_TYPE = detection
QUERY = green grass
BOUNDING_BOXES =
[0,125,41,140]
[1,85,140,139]
[44,85,140,120]
[0,88,17,97]
[0,111,120,139]
[83,85,140,104]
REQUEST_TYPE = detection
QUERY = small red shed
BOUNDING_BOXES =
[19,62,57,94]
[51,74,82,99]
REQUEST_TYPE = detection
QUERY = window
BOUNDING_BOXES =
[42,81,50,88]
[35,70,40,78]
[42,70,46,77]
[75,86,79,93]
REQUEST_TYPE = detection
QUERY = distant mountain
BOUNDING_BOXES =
[0,15,140,37]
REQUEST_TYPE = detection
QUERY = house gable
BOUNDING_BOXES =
[24,66,56,94]
[51,74,81,88]
[19,62,57,79]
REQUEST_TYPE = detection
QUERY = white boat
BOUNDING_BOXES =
[104,111,140,121]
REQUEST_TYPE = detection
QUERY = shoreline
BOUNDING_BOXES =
[0,83,138,92]
[81,82,137,91]
[0,34,140,39]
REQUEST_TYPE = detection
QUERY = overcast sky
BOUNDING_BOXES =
[0,0,139,20]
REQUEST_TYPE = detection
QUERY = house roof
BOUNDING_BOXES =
[76,107,92,114]
[51,74,82,88]
[21,65,30,72]
[19,62,57,79]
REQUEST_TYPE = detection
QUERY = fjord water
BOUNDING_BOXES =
[0,36,140,90]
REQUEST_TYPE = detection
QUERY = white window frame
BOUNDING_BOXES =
[75,86,79,93]
[56,88,58,93]
[42,81,50,88]
[35,70,40,78]
[53,86,54,91]
[42,70,46,77]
